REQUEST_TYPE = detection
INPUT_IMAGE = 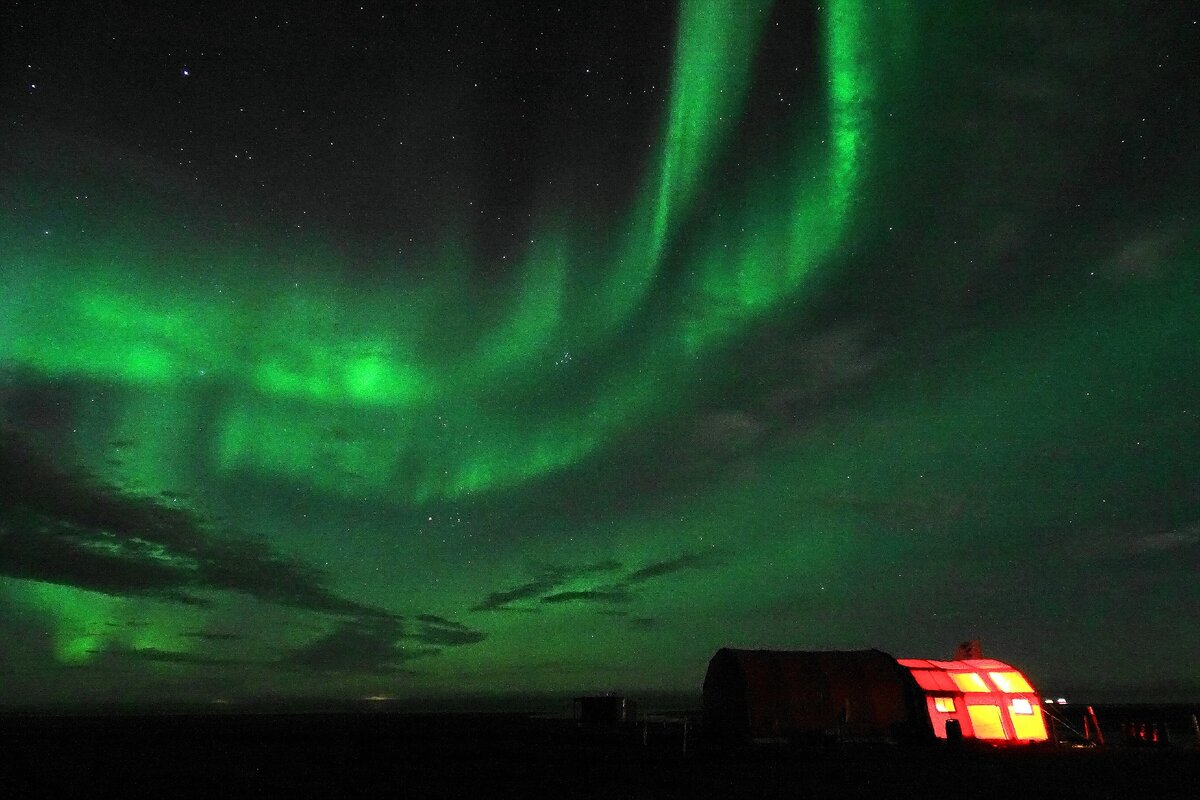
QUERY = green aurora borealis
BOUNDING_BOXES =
[2,1,1198,705]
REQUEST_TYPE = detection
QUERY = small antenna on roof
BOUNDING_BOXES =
[953,639,983,660]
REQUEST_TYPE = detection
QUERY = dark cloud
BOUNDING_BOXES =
[164,593,214,607]
[181,631,242,642]
[804,489,968,532]
[762,326,888,425]
[280,619,427,675]
[475,551,726,612]
[472,560,622,611]
[0,596,57,670]
[688,411,766,458]
[100,646,252,668]
[625,550,725,584]
[471,576,564,612]
[0,429,388,618]
[279,612,485,674]
[409,615,486,646]
[594,609,665,629]
[540,588,631,605]
[0,509,196,597]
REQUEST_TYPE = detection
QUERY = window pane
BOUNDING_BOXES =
[989,671,1033,693]
[967,705,1007,740]
[950,672,989,693]
[1010,706,1048,741]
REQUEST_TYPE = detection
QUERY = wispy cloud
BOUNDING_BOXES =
[471,575,565,612]
[625,550,725,584]
[474,550,728,612]
[278,612,486,674]
[540,588,632,605]
[410,615,486,646]
[181,631,242,642]
[1065,522,1200,563]
[471,560,622,611]
[280,618,425,674]
[1126,526,1200,554]
[99,645,253,668]
[0,430,389,618]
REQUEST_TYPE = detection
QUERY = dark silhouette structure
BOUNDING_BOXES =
[703,648,1048,744]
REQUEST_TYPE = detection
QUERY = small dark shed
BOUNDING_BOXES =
[702,648,928,741]
[574,694,637,726]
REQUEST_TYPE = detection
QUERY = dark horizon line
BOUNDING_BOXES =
[3,690,1198,718]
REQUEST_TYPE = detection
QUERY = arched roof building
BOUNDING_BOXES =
[702,648,1048,744]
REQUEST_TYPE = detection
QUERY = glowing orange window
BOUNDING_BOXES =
[950,672,989,693]
[989,671,1033,693]
[1010,705,1048,741]
[934,697,956,713]
[967,705,1007,740]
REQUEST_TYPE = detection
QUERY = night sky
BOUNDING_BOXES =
[2,1,1198,708]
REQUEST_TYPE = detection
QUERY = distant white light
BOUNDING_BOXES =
[1056,697,1068,705]
[182,68,190,76]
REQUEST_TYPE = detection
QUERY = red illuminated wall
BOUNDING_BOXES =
[897,658,1047,743]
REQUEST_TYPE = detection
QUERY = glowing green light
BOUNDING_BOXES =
[0,1,909,507]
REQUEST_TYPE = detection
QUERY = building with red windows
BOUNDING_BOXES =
[896,657,1047,742]
[702,648,1048,744]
